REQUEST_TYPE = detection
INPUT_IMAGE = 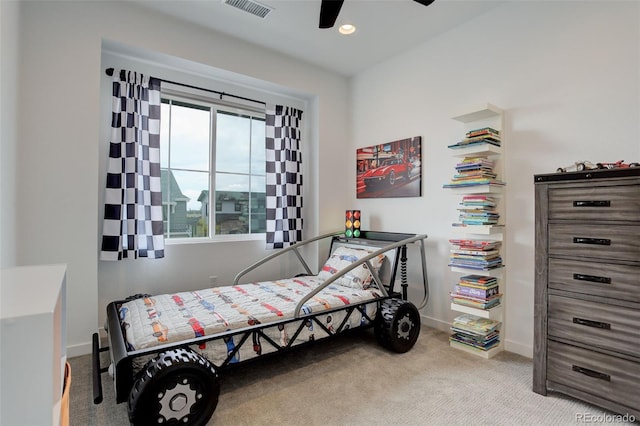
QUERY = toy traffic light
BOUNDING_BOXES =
[345,210,361,238]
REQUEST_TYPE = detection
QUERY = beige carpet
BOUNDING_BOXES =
[69,326,632,425]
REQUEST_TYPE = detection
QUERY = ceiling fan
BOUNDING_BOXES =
[319,0,436,29]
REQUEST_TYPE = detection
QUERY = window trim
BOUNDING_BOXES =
[160,89,267,244]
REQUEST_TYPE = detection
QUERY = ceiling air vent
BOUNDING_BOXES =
[223,0,273,18]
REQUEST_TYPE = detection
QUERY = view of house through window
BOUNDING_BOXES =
[160,96,266,239]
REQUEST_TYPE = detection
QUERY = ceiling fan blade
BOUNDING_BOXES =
[414,0,435,6]
[319,0,344,29]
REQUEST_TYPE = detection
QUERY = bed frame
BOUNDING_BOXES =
[93,230,429,425]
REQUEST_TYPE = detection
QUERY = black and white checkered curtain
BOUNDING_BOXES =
[100,70,164,260]
[265,105,304,249]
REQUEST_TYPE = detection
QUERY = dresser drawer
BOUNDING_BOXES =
[549,184,640,221]
[548,295,640,357]
[547,341,640,410]
[548,224,640,262]
[549,258,640,302]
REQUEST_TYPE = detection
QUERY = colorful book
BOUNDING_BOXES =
[450,249,500,257]
[452,314,501,335]
[466,127,500,138]
[451,297,502,310]
[449,240,502,251]
[453,285,499,298]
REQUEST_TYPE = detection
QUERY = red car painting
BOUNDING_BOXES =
[362,158,412,188]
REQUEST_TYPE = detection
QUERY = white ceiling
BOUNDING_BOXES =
[133,0,506,76]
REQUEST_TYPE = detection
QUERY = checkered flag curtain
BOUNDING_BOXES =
[265,105,304,249]
[100,70,164,260]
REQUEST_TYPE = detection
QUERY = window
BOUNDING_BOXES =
[160,95,266,240]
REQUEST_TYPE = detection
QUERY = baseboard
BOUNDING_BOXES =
[421,314,533,359]
[67,341,92,358]
[420,314,451,333]
[66,327,105,358]
[504,338,533,358]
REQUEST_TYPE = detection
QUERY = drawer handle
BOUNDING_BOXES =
[572,365,611,382]
[573,237,611,246]
[573,200,611,208]
[573,273,611,284]
[573,317,611,330]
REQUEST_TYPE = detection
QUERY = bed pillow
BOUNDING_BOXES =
[318,246,386,290]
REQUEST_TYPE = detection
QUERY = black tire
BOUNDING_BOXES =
[388,171,396,185]
[125,293,152,301]
[375,298,421,353]
[128,348,220,426]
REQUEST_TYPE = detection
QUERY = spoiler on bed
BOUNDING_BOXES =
[93,230,429,425]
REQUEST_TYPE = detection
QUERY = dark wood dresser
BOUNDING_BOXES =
[534,168,640,418]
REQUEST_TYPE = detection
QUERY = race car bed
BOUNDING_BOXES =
[93,231,429,425]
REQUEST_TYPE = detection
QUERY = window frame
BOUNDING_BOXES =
[160,88,267,245]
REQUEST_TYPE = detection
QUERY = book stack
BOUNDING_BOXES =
[449,314,501,353]
[447,127,501,150]
[442,156,505,188]
[456,195,499,225]
[448,239,503,271]
[450,274,501,310]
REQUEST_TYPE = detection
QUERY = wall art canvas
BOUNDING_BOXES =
[356,136,422,199]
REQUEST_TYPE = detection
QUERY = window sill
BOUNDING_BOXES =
[164,233,266,245]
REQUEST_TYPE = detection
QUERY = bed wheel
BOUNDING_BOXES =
[375,299,421,353]
[128,348,220,426]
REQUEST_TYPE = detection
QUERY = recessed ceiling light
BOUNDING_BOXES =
[338,24,356,35]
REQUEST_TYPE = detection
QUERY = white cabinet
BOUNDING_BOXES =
[444,104,505,358]
[1,264,67,426]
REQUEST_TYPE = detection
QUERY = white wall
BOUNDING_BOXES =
[349,1,640,357]
[0,0,19,268]
[12,0,640,359]
[16,1,349,355]
[97,44,315,306]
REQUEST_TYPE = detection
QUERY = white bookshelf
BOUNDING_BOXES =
[445,184,504,195]
[451,224,505,237]
[449,143,502,158]
[449,266,505,277]
[449,339,504,359]
[1,264,67,426]
[445,104,506,358]
[450,302,503,320]
[451,103,502,122]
